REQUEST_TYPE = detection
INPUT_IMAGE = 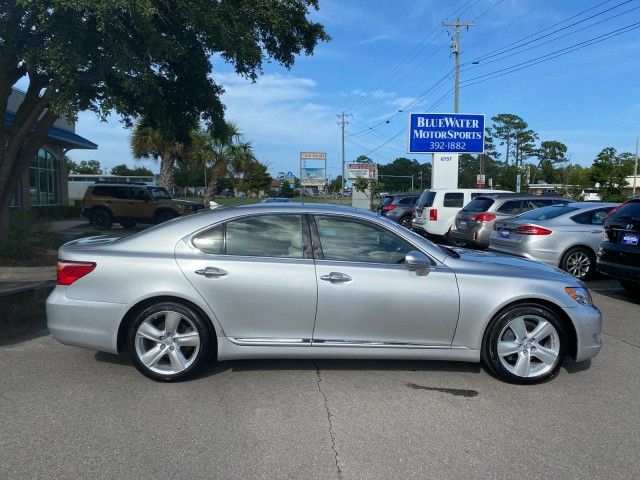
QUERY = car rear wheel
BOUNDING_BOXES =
[91,209,113,230]
[482,304,568,384]
[127,302,212,381]
[560,247,595,279]
[399,216,412,228]
[445,228,466,247]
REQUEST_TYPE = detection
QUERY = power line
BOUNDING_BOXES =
[461,3,640,72]
[348,0,484,112]
[465,0,627,65]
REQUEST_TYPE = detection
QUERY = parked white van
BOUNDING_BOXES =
[412,188,511,241]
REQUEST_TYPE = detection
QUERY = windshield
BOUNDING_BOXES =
[517,205,579,221]
[148,187,172,199]
[462,197,494,213]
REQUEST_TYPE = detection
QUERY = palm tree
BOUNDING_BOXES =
[130,121,183,193]
[188,122,257,200]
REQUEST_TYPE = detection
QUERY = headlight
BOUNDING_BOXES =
[564,286,593,306]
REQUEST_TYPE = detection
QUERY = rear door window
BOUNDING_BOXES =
[463,197,494,212]
[497,200,523,215]
[525,199,553,209]
[443,192,464,208]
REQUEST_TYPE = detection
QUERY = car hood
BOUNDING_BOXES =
[445,247,577,282]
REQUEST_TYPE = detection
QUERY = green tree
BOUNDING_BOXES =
[487,114,528,165]
[590,147,634,202]
[110,164,153,177]
[377,157,429,191]
[353,177,383,210]
[0,0,328,242]
[533,140,568,184]
[356,155,374,163]
[325,175,345,194]
[67,159,103,174]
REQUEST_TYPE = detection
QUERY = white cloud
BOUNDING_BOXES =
[356,34,392,46]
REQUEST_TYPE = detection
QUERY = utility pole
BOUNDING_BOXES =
[337,112,350,195]
[633,136,639,197]
[443,18,474,113]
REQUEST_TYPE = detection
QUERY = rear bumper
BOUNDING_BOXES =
[450,226,492,248]
[568,303,603,363]
[597,260,640,281]
[46,287,126,354]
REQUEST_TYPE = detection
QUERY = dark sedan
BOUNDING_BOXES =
[378,193,419,228]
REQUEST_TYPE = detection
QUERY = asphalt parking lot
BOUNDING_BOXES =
[1,278,639,479]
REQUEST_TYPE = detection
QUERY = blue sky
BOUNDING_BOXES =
[61,0,640,178]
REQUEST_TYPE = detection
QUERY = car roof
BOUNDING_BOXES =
[385,192,419,198]
[564,201,619,209]
[473,193,567,200]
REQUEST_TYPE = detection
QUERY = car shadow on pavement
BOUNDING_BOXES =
[94,351,485,381]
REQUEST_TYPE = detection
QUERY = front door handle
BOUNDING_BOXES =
[320,272,352,284]
[195,267,228,278]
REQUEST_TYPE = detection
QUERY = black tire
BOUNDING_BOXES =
[91,208,113,230]
[482,304,568,385]
[619,279,640,297]
[119,221,137,229]
[445,228,466,247]
[154,210,178,224]
[127,302,213,381]
[560,247,596,280]
[399,216,412,228]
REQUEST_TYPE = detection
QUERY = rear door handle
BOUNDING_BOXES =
[320,272,352,284]
[195,267,228,278]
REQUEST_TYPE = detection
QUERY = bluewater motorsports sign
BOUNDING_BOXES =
[408,113,485,154]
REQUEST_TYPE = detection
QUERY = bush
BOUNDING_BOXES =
[0,240,33,259]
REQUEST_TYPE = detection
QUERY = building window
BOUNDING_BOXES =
[28,148,59,206]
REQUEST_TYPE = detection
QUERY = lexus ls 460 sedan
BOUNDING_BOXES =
[47,204,602,384]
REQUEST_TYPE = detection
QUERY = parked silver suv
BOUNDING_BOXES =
[450,194,568,249]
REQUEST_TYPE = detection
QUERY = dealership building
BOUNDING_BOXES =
[6,88,97,208]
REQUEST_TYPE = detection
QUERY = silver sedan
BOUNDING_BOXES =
[489,202,618,279]
[47,203,602,384]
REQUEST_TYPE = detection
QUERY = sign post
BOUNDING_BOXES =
[347,162,378,210]
[407,113,485,190]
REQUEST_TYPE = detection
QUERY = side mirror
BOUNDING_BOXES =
[404,250,431,275]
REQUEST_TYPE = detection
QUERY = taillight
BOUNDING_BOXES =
[515,225,552,235]
[57,260,96,285]
[383,204,396,212]
[429,208,438,221]
[472,213,496,222]
[604,202,625,221]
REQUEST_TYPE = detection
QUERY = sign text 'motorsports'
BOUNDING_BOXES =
[408,113,485,154]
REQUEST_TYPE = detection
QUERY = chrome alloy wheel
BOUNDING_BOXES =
[565,250,591,278]
[134,310,201,375]
[497,315,560,379]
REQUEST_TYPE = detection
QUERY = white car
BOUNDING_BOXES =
[412,188,511,241]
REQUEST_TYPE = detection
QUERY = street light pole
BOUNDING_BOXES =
[634,136,639,197]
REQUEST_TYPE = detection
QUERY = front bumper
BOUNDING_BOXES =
[568,303,603,362]
[46,287,126,354]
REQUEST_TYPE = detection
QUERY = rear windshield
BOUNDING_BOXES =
[517,205,579,221]
[462,197,494,213]
[610,201,640,222]
[380,196,394,207]
[417,190,436,208]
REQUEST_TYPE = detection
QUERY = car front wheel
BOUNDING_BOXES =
[127,302,212,381]
[91,209,113,230]
[482,304,568,384]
